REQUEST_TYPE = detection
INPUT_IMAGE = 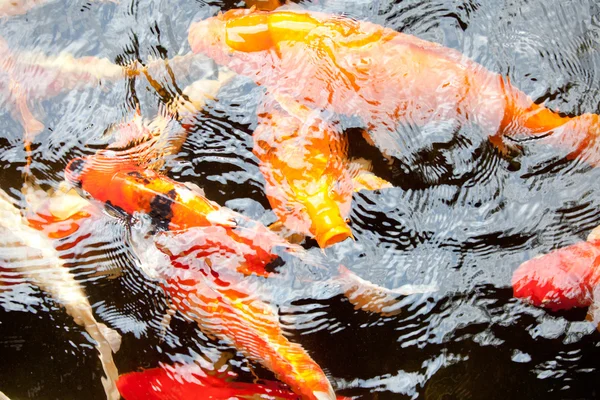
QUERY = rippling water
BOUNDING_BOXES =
[2,0,600,399]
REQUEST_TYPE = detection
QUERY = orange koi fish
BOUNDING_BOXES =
[117,362,350,400]
[189,9,600,157]
[254,104,353,248]
[254,103,391,248]
[65,155,283,277]
[189,9,600,245]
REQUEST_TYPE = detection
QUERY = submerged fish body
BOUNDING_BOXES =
[512,239,600,311]
[65,155,281,277]
[254,104,355,248]
[189,9,600,155]
[153,228,337,400]
[0,189,121,400]
[188,8,600,246]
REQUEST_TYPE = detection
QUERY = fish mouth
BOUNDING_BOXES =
[302,191,353,248]
[316,223,353,248]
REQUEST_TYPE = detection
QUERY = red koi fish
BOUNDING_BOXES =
[189,9,600,159]
[512,239,600,311]
[117,362,350,400]
[64,155,283,277]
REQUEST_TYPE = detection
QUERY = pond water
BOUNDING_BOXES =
[1,0,600,399]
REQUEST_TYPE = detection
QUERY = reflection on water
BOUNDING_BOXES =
[1,0,600,399]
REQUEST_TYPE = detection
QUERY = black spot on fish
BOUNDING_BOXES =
[149,189,177,230]
[127,170,151,185]
[264,256,285,273]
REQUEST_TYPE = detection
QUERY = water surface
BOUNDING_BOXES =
[1,0,600,399]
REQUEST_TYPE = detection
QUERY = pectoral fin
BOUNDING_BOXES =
[587,225,600,242]
[268,220,306,245]
[337,265,437,317]
[349,158,393,192]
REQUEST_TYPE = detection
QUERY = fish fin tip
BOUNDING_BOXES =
[587,225,600,241]
[98,323,122,353]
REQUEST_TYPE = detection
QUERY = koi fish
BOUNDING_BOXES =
[142,226,338,400]
[0,189,121,400]
[188,9,600,244]
[189,9,600,158]
[512,234,600,312]
[117,362,351,400]
[254,104,354,248]
[255,101,390,248]
[64,155,284,277]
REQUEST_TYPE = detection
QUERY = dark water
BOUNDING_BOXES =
[2,0,600,399]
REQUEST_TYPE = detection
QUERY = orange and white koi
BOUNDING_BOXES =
[188,9,600,245]
[65,155,284,277]
[254,102,392,248]
[148,227,338,400]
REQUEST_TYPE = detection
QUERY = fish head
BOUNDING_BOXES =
[64,155,142,208]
